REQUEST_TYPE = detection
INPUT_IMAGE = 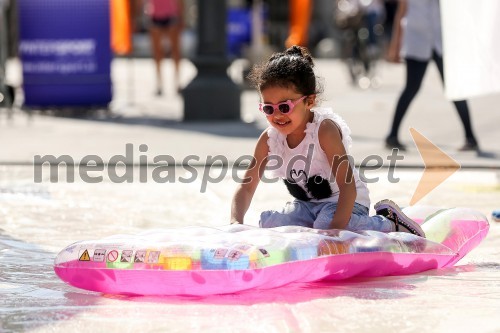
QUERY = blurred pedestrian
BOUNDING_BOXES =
[382,0,398,42]
[363,0,385,57]
[334,0,385,88]
[141,0,183,96]
[385,0,479,151]
[285,0,311,48]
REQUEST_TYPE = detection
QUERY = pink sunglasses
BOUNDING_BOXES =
[259,96,307,116]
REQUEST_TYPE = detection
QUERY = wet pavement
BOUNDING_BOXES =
[1,166,499,333]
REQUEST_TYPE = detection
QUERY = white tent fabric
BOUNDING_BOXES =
[441,0,500,100]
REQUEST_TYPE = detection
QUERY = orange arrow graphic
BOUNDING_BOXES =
[409,128,461,206]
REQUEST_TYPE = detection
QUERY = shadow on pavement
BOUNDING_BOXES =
[24,108,264,139]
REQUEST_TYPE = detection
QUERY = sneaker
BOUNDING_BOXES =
[385,136,407,151]
[492,210,500,222]
[374,199,426,238]
[458,137,479,152]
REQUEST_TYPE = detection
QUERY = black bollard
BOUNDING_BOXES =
[182,0,241,121]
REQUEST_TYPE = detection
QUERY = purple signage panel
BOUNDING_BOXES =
[18,0,112,107]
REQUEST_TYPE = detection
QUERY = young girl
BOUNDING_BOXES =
[230,46,425,237]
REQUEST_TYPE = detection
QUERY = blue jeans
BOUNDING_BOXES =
[259,200,393,232]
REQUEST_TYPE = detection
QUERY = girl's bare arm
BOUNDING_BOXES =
[230,131,270,224]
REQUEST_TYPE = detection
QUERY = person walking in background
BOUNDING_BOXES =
[362,0,385,58]
[382,0,398,42]
[285,0,311,48]
[386,0,479,151]
[141,0,183,96]
[334,0,385,88]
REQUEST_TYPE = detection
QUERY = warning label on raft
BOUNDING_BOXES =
[134,250,146,263]
[107,250,119,262]
[121,250,133,263]
[79,249,91,261]
[93,249,106,262]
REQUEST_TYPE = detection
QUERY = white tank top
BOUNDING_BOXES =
[266,107,370,208]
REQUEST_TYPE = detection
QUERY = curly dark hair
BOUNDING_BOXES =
[248,45,323,96]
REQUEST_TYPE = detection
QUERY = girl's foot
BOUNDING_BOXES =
[374,199,426,237]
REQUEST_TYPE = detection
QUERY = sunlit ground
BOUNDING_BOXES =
[1,166,499,332]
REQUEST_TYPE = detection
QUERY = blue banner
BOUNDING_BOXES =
[18,0,112,107]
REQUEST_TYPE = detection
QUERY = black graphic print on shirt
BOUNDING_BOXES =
[284,170,333,201]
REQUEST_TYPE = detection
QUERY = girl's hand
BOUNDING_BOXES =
[230,220,243,225]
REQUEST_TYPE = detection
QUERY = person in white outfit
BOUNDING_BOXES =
[386,0,478,151]
[230,45,425,237]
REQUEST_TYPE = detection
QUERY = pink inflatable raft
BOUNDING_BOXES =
[54,207,489,296]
